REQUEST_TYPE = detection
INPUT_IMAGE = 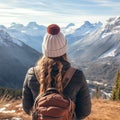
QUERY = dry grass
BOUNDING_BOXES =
[0,98,120,120]
[0,99,31,120]
[85,99,120,120]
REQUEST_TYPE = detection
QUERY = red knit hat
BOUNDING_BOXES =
[42,24,67,57]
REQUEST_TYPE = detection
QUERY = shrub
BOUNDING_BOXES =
[0,87,22,100]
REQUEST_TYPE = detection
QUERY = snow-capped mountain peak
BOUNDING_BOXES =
[104,17,120,33]
[0,30,22,47]
[81,21,102,30]
[68,16,120,63]
[65,23,75,29]
[83,21,92,27]
[0,30,12,41]
[101,17,120,39]
[9,23,24,30]
[26,22,40,29]
[27,21,38,26]
[0,25,6,30]
[66,21,102,44]
[107,16,120,25]
[62,23,77,35]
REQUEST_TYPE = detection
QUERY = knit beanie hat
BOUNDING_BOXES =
[42,24,67,57]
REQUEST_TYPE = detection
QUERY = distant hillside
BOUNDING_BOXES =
[82,57,120,84]
[0,30,41,88]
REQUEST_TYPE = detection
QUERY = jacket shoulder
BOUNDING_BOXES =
[26,67,40,90]
[27,67,34,75]
[73,68,85,79]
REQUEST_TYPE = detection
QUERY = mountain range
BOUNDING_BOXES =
[0,16,120,89]
[66,21,102,45]
[0,30,41,88]
[0,22,46,52]
[0,20,103,52]
[68,17,120,85]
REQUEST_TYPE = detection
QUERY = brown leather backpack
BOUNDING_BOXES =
[32,67,76,120]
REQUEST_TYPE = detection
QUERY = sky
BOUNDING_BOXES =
[0,0,120,27]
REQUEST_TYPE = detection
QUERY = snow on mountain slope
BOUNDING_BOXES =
[6,22,46,52]
[25,22,46,36]
[8,22,46,36]
[66,21,102,45]
[61,23,77,35]
[68,17,120,63]
[0,30,41,88]
[0,30,22,47]
[99,48,116,58]
[7,28,43,52]
[72,21,102,37]
[0,21,102,52]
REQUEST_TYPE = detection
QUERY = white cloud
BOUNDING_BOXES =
[0,0,119,26]
[0,3,12,9]
[87,0,120,7]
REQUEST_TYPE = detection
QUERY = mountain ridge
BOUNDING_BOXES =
[0,16,120,91]
[0,30,41,88]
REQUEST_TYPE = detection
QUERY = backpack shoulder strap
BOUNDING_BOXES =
[33,66,40,82]
[62,67,76,89]
[33,66,76,88]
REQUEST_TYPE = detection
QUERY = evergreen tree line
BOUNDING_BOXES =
[94,69,120,100]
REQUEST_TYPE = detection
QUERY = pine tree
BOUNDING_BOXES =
[111,70,120,100]
[94,84,100,99]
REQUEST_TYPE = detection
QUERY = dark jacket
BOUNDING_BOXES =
[22,66,91,120]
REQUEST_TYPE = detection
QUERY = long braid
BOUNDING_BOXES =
[38,57,47,94]
[55,61,63,93]
[45,60,52,89]
[37,56,53,95]
[37,54,70,95]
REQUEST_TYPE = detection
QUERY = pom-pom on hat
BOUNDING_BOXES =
[42,24,67,57]
[47,24,60,35]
